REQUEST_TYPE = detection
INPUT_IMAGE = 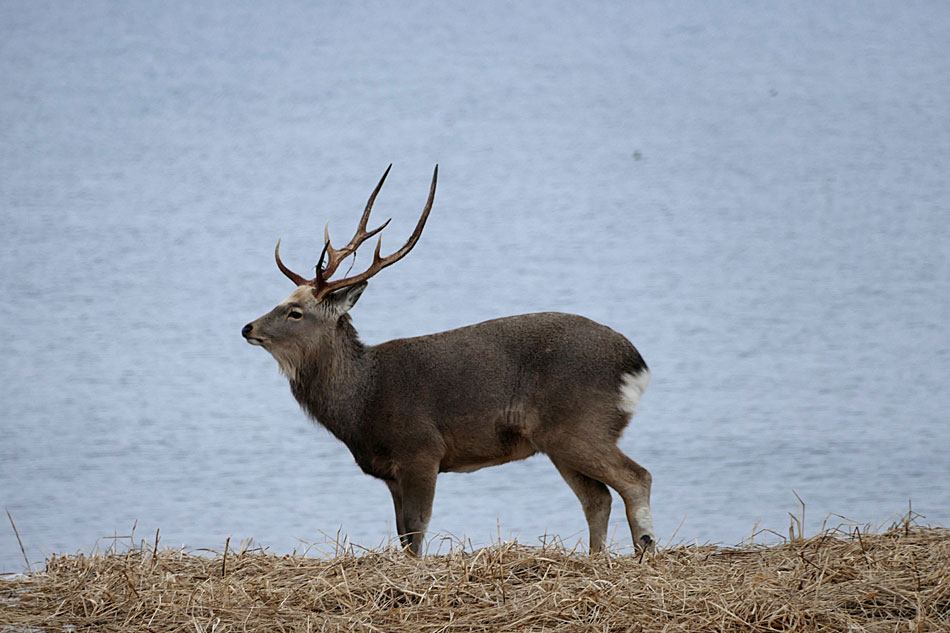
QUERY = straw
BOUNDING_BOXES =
[2,516,947,632]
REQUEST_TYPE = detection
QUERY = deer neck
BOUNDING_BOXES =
[288,315,373,443]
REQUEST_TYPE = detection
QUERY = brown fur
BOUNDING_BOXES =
[244,284,655,554]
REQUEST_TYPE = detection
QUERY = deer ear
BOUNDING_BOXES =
[327,282,367,315]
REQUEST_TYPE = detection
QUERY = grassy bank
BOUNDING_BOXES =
[2,522,948,632]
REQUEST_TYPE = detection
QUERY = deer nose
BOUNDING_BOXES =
[242,323,253,338]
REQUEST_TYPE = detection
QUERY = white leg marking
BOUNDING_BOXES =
[635,505,655,534]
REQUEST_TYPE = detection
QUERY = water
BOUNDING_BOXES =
[1,1,948,572]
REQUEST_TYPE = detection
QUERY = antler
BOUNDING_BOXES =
[274,165,438,301]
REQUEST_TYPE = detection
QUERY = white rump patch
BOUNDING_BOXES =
[618,370,650,417]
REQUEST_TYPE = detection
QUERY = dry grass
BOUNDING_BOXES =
[2,519,949,632]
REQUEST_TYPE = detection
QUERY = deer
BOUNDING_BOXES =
[242,165,656,555]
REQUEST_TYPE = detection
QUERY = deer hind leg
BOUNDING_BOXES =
[606,449,656,551]
[546,441,655,551]
[394,467,438,555]
[551,459,612,553]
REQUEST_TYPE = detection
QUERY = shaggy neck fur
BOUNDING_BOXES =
[284,314,374,444]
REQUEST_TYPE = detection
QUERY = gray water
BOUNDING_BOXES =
[2,1,949,573]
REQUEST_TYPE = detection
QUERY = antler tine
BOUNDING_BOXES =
[275,238,310,287]
[315,237,331,277]
[357,163,392,234]
[318,165,394,281]
[387,164,438,262]
[313,164,438,300]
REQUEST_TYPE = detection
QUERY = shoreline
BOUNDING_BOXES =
[2,521,948,632]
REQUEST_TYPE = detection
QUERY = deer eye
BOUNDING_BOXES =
[288,309,303,320]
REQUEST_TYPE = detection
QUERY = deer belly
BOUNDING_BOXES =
[439,431,538,473]
[442,446,538,473]
[437,405,540,473]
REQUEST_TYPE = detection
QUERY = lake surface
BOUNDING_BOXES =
[2,1,948,572]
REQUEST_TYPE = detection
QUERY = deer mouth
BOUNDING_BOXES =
[242,323,267,346]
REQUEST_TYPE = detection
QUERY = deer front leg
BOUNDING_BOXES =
[395,467,438,555]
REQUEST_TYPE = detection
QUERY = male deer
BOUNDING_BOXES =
[242,166,656,555]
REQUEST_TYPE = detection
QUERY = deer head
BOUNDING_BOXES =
[242,165,438,379]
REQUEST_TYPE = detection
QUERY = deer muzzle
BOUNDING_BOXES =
[242,323,264,346]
